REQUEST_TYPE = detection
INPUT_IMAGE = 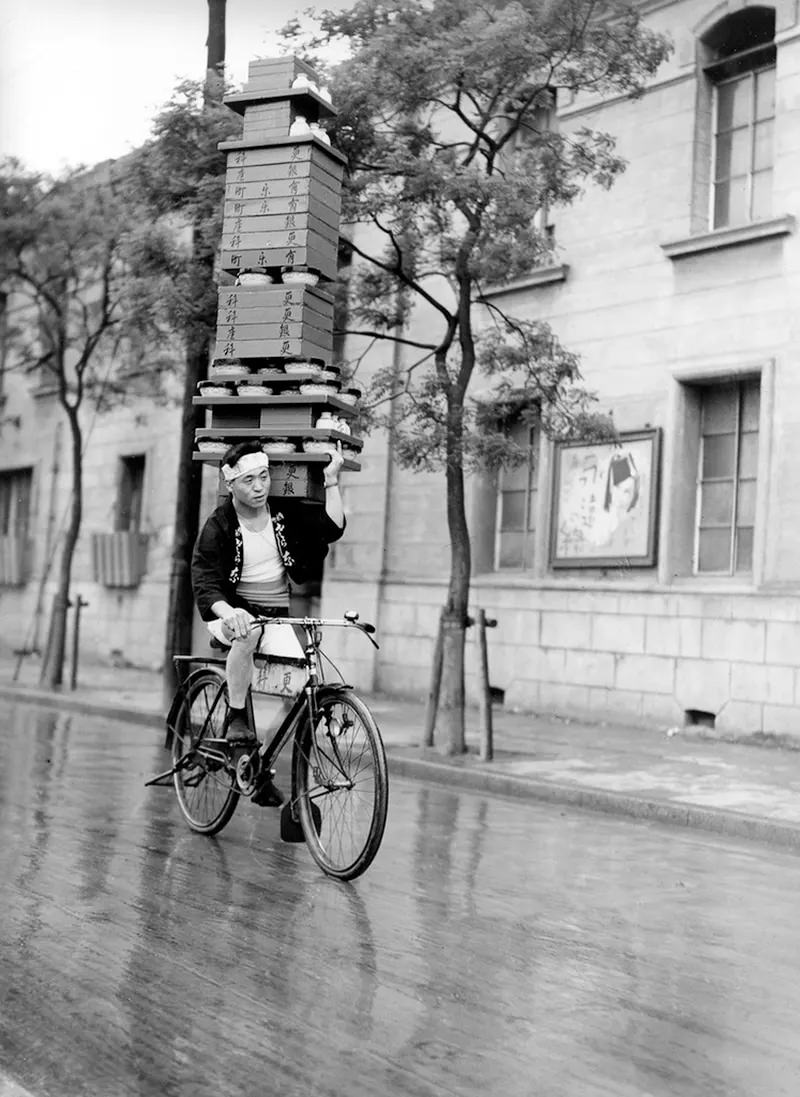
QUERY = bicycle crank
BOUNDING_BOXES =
[234,747,260,795]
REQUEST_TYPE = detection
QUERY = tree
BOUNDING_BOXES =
[127,77,241,704]
[0,160,173,687]
[286,0,672,753]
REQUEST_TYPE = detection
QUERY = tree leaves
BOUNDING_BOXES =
[295,0,669,474]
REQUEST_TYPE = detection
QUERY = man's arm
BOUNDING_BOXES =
[191,515,231,619]
[322,445,345,529]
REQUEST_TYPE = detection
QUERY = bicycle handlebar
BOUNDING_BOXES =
[248,614,379,647]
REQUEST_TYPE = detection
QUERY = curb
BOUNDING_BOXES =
[387,755,800,852]
[4,685,800,852]
[0,685,163,731]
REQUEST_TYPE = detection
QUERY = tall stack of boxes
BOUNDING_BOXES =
[194,56,361,502]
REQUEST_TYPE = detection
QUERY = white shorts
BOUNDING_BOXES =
[206,617,305,660]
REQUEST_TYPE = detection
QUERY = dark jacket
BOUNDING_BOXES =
[191,497,345,621]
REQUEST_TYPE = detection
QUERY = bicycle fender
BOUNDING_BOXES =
[164,666,224,750]
[164,692,182,750]
[315,682,352,701]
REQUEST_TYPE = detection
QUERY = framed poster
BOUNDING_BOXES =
[550,429,661,568]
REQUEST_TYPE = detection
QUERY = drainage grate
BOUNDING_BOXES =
[684,708,715,729]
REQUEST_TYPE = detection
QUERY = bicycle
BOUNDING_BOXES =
[147,612,389,881]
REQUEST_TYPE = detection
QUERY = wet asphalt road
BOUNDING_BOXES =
[2,700,800,1097]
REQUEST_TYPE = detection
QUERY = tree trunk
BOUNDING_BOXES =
[436,406,472,756]
[163,0,226,706]
[162,341,208,705]
[40,408,82,689]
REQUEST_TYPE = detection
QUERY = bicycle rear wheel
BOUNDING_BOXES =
[172,668,239,835]
[292,689,388,880]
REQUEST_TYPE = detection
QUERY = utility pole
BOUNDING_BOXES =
[161,0,227,705]
[206,0,226,94]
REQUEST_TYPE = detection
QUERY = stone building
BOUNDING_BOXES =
[3,0,800,737]
[323,0,800,736]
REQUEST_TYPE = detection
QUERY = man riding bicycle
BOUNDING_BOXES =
[191,439,345,805]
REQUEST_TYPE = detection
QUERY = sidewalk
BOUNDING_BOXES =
[4,654,800,850]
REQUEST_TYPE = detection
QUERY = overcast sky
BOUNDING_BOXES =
[0,0,351,174]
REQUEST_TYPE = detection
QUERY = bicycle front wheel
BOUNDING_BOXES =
[172,668,239,835]
[292,690,388,880]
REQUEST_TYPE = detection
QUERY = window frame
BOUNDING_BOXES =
[115,454,146,533]
[708,58,776,230]
[0,466,33,539]
[511,90,558,250]
[494,419,540,571]
[697,8,777,233]
[693,378,760,576]
[661,359,773,588]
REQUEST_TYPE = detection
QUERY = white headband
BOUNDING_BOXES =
[221,450,269,483]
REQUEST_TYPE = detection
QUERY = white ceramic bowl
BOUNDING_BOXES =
[236,272,274,286]
[310,124,331,145]
[210,364,249,378]
[236,383,274,396]
[263,442,297,455]
[300,382,338,395]
[284,361,316,374]
[302,440,338,454]
[198,384,233,397]
[198,441,229,454]
[281,270,320,286]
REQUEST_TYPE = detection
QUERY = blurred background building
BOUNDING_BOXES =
[3,0,800,737]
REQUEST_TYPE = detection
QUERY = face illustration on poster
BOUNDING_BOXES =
[606,451,640,516]
[591,449,643,552]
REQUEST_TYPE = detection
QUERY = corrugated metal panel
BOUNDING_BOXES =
[0,535,31,586]
[90,532,149,588]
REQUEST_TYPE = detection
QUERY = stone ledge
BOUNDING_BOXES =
[479,263,569,298]
[661,215,795,259]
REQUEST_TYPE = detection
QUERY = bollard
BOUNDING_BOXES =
[423,609,445,748]
[70,595,89,691]
[476,608,497,761]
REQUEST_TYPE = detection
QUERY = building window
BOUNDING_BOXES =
[695,378,759,575]
[513,91,557,249]
[495,421,538,569]
[116,455,146,532]
[0,291,7,401]
[0,467,33,539]
[703,8,776,229]
[0,467,33,586]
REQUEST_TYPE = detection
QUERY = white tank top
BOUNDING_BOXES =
[236,517,289,605]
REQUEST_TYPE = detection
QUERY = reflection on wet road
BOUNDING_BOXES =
[2,700,800,1097]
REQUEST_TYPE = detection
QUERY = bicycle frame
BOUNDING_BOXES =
[149,614,389,879]
[157,614,378,787]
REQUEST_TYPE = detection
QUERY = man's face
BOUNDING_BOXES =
[229,466,270,508]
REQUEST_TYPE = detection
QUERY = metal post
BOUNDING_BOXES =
[422,608,445,748]
[70,595,89,691]
[477,608,497,762]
